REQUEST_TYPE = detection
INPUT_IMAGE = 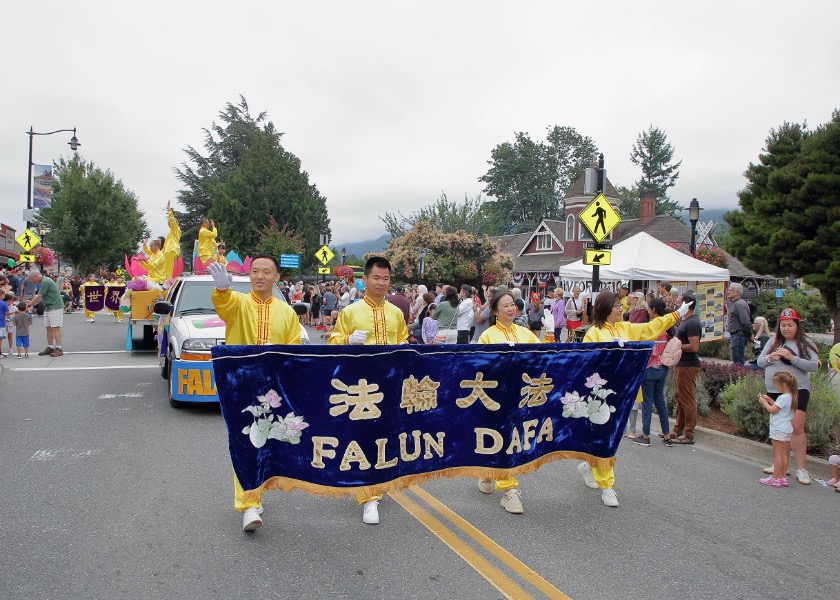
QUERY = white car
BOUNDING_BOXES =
[154,274,309,408]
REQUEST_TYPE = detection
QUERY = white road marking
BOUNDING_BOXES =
[98,393,144,399]
[30,450,61,461]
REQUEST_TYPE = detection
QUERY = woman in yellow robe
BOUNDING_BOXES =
[475,291,555,515]
[79,275,99,322]
[197,217,218,265]
[578,290,686,508]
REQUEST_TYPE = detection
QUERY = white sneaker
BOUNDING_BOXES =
[478,478,495,494]
[242,506,264,531]
[577,462,598,489]
[500,489,523,514]
[601,488,619,507]
[795,469,811,485]
[762,465,789,475]
[362,500,379,524]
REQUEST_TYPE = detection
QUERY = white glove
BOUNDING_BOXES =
[542,308,555,332]
[614,337,626,348]
[676,301,691,318]
[208,261,232,291]
[349,330,368,345]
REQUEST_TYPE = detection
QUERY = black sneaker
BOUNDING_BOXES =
[38,347,55,356]
[631,435,650,446]
[662,436,674,447]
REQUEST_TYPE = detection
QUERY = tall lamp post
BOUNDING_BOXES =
[26,126,80,229]
[475,231,482,295]
[686,198,701,255]
[341,247,347,265]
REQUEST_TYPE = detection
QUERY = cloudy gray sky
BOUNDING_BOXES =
[2,1,838,246]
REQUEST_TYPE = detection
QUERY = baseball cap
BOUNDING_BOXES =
[778,307,800,321]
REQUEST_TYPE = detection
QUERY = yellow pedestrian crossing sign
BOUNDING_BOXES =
[579,193,621,243]
[16,228,41,252]
[18,254,36,263]
[318,266,331,275]
[315,245,335,266]
[583,249,612,266]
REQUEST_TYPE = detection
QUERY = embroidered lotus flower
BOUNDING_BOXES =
[242,391,309,448]
[562,373,617,425]
[584,373,607,389]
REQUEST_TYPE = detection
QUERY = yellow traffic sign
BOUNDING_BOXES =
[583,249,611,266]
[16,228,41,252]
[579,193,621,243]
[18,253,36,263]
[315,245,335,266]
[318,266,331,275]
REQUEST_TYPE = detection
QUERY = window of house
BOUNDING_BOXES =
[566,216,575,240]
[536,232,552,251]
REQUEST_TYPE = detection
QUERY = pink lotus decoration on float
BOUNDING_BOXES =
[193,251,251,274]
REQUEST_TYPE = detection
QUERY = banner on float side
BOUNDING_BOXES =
[32,164,53,209]
[104,286,126,312]
[211,342,652,502]
[83,285,105,312]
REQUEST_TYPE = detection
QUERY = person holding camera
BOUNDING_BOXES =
[755,308,819,485]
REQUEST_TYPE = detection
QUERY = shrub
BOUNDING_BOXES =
[699,361,752,404]
[699,340,730,359]
[720,372,768,440]
[750,289,831,333]
[664,369,711,418]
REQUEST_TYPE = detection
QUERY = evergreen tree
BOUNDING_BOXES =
[725,112,840,341]
[174,96,329,267]
[629,125,682,217]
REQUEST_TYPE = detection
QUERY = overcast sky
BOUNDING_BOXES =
[2,1,838,247]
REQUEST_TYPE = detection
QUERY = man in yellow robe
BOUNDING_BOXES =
[329,256,408,524]
[163,201,181,280]
[197,217,218,266]
[209,255,301,532]
[139,239,166,284]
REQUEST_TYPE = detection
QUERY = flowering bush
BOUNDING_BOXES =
[699,361,752,402]
[665,241,728,267]
[34,246,55,267]
[333,265,355,281]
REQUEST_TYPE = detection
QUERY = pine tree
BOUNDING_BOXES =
[629,125,682,217]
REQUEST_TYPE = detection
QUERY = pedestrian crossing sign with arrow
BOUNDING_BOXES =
[579,193,621,243]
[583,248,612,266]
[16,228,41,252]
[315,245,335,266]
[318,267,331,275]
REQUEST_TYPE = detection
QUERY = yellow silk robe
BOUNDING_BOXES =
[211,289,300,345]
[582,311,679,488]
[328,296,409,345]
[146,251,166,284]
[163,209,181,280]
[198,226,218,261]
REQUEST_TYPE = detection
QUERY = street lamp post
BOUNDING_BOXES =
[26,126,80,229]
[686,198,701,255]
[341,247,347,265]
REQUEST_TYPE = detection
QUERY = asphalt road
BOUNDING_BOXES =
[0,312,835,599]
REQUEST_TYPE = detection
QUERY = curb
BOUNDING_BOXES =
[654,418,832,479]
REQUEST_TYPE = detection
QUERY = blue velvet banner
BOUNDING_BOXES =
[210,342,653,498]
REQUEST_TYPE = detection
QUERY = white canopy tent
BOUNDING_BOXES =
[559,232,729,283]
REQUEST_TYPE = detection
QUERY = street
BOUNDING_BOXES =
[0,312,835,600]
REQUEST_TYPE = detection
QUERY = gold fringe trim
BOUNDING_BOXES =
[238,451,617,504]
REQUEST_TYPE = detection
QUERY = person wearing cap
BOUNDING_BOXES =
[578,290,689,506]
[726,283,752,365]
[328,256,408,525]
[618,284,630,315]
[756,308,819,485]
[627,291,649,324]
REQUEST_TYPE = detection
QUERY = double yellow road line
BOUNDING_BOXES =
[391,486,571,600]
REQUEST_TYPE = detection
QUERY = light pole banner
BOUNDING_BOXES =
[210,342,651,503]
[32,164,53,208]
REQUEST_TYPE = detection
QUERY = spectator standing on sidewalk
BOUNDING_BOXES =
[756,308,819,485]
[666,292,702,445]
[726,283,752,365]
[24,269,66,357]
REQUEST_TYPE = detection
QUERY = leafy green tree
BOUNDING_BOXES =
[479,126,598,234]
[380,192,494,238]
[36,155,147,274]
[629,125,683,217]
[725,112,840,342]
[175,96,330,269]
